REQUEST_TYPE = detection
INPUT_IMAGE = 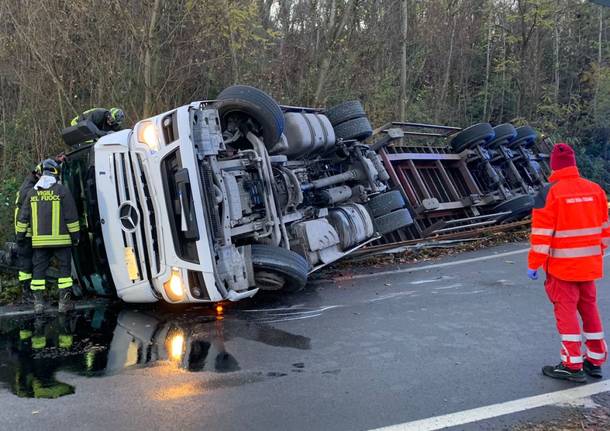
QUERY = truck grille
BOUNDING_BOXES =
[112,152,155,282]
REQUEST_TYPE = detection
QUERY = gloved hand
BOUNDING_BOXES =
[527,268,539,280]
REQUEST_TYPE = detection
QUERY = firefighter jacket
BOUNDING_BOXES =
[70,108,120,136]
[528,166,610,281]
[15,182,80,248]
[14,173,37,237]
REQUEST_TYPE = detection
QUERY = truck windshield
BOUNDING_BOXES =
[161,149,200,263]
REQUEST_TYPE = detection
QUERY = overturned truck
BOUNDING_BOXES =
[61,86,414,304]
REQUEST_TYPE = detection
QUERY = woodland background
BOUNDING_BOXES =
[1,0,610,240]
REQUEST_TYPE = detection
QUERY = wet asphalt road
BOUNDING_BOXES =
[0,242,609,431]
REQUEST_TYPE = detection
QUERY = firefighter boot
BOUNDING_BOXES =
[58,289,74,313]
[584,360,603,379]
[542,363,586,383]
[19,281,33,305]
[33,291,45,314]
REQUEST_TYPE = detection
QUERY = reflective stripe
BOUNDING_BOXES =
[584,331,605,340]
[561,334,582,342]
[31,336,46,350]
[30,279,45,291]
[18,272,32,281]
[31,201,38,238]
[531,228,554,236]
[560,354,584,364]
[586,349,606,360]
[551,246,602,258]
[603,222,610,229]
[52,200,60,238]
[604,238,610,247]
[66,221,80,233]
[19,330,32,340]
[57,277,73,289]
[59,335,73,349]
[531,244,550,255]
[555,227,603,238]
[15,221,28,233]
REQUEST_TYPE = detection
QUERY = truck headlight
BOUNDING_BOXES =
[137,121,160,152]
[163,267,185,301]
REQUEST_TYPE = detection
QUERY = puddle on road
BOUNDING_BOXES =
[0,303,311,400]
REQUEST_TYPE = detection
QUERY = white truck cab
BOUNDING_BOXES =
[63,87,414,304]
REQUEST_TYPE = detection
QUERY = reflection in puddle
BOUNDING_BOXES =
[0,306,311,399]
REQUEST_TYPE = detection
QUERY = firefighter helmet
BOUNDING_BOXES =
[109,108,125,126]
[41,159,60,176]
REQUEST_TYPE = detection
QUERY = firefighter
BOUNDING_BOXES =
[528,143,610,383]
[70,107,125,138]
[15,159,80,314]
[14,162,42,303]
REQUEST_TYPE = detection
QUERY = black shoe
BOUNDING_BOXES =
[542,363,586,383]
[584,360,603,379]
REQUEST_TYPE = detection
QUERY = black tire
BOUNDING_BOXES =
[492,194,534,223]
[333,117,373,141]
[367,190,405,218]
[325,100,367,126]
[486,123,517,149]
[508,125,538,149]
[450,123,495,152]
[374,208,414,235]
[215,85,285,148]
[251,244,310,292]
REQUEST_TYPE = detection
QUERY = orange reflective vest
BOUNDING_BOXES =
[528,166,610,281]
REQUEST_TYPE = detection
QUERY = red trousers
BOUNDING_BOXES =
[545,274,607,369]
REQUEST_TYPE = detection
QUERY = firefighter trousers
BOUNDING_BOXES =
[545,274,607,369]
[31,247,73,291]
[17,238,33,285]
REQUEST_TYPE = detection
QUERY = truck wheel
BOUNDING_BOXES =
[333,117,373,141]
[508,125,538,149]
[215,85,285,149]
[486,123,517,149]
[492,194,534,223]
[367,190,405,218]
[251,244,310,292]
[450,123,495,153]
[374,208,414,235]
[325,100,367,126]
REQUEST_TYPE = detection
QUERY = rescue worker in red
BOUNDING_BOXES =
[528,143,609,383]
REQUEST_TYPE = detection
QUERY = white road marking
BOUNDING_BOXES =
[409,276,455,285]
[332,248,529,282]
[369,379,610,431]
[369,291,417,302]
[432,283,463,290]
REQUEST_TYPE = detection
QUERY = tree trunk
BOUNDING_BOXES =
[143,0,161,118]
[594,6,603,119]
[313,0,352,105]
[400,0,408,121]
[553,4,560,103]
[437,13,456,122]
[483,4,493,121]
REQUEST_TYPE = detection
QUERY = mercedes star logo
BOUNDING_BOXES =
[119,201,140,233]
